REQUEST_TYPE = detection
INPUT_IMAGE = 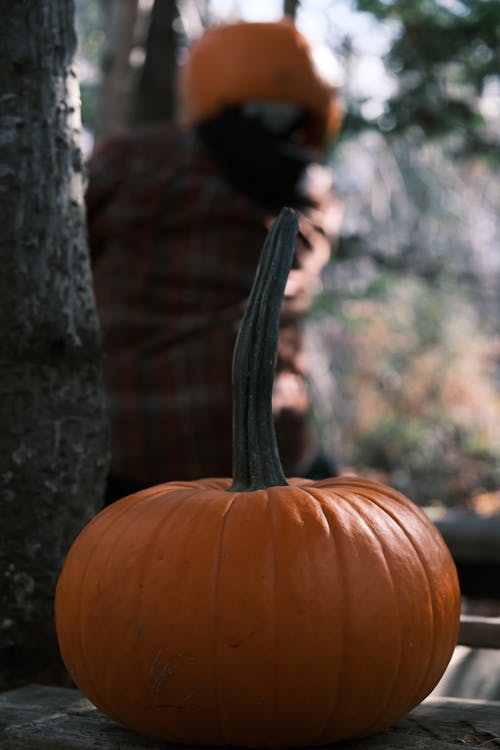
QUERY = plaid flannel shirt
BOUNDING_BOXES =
[87,124,339,486]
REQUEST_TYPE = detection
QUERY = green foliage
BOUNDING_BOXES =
[346,0,500,157]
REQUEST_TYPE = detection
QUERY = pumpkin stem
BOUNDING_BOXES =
[229,207,299,492]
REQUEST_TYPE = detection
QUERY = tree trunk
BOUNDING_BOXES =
[0,0,109,689]
[94,0,139,139]
[284,0,300,19]
[132,0,180,125]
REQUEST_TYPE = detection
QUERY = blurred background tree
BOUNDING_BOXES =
[74,0,500,511]
[346,0,500,158]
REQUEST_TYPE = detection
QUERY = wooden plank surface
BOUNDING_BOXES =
[459,615,500,649]
[1,685,500,749]
[429,511,500,599]
[434,513,500,563]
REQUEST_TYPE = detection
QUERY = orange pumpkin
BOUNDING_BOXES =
[55,209,460,747]
[178,18,343,148]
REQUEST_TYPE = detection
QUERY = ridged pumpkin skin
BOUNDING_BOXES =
[56,211,460,746]
[55,474,460,748]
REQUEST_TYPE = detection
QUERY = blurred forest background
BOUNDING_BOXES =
[75,0,500,512]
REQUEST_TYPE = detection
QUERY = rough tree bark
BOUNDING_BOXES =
[0,0,109,688]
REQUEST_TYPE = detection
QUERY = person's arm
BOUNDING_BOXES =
[283,185,343,321]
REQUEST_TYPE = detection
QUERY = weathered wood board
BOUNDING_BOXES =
[1,685,499,749]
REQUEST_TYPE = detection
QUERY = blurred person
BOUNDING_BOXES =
[87,17,344,504]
